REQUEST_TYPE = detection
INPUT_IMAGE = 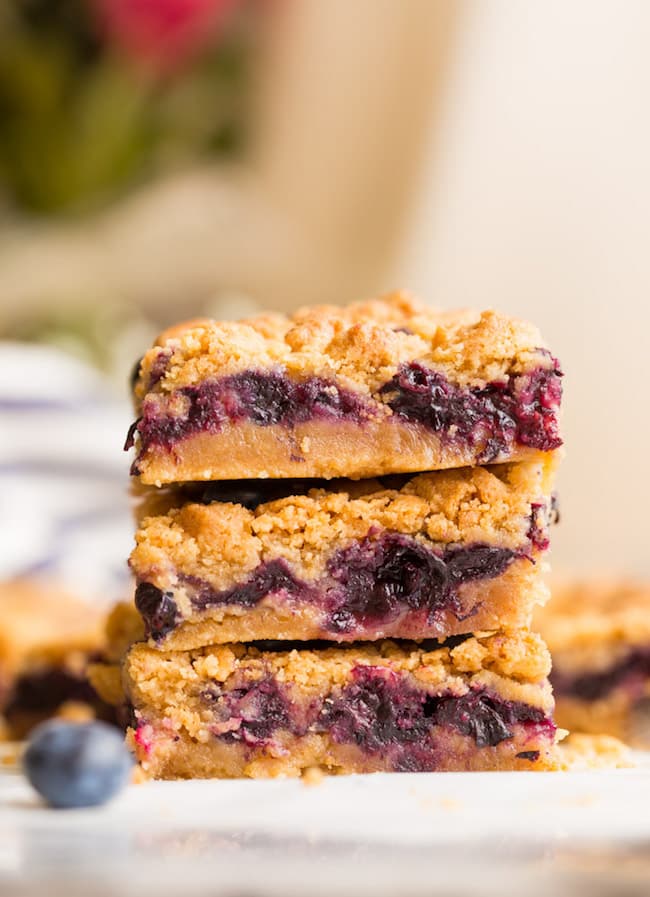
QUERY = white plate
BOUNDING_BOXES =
[2,758,650,897]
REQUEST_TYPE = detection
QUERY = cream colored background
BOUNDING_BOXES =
[399,1,650,576]
[1,1,648,574]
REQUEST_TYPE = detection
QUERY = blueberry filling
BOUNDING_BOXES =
[186,560,306,611]
[324,535,519,634]
[379,360,563,461]
[125,371,370,459]
[315,668,432,750]
[129,348,171,395]
[135,535,525,641]
[552,647,650,701]
[433,688,538,748]
[326,537,450,633]
[125,359,562,465]
[202,677,292,745]
[147,348,173,389]
[317,667,549,751]
[135,561,307,641]
[198,666,553,762]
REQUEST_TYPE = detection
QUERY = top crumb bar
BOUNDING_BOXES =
[126,292,563,484]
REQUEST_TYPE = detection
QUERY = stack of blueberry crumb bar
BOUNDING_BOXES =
[122,292,564,778]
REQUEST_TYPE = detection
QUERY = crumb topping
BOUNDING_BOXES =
[131,460,554,588]
[123,631,552,742]
[134,292,553,402]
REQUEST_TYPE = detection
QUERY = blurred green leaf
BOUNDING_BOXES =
[0,2,249,216]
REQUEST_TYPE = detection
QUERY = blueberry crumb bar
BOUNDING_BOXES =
[131,460,557,649]
[124,631,558,778]
[126,293,563,484]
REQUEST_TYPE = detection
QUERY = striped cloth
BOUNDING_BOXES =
[0,342,134,606]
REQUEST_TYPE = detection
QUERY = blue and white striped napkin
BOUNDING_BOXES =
[0,342,134,606]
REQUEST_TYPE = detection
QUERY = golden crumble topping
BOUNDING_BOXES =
[124,629,553,740]
[134,292,553,402]
[131,460,555,590]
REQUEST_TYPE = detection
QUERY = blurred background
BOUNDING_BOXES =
[1,0,649,601]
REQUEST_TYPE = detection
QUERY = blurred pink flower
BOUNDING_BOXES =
[92,0,238,74]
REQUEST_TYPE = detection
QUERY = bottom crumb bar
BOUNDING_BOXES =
[536,579,650,747]
[124,632,558,778]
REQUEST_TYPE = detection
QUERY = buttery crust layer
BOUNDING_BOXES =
[133,419,558,484]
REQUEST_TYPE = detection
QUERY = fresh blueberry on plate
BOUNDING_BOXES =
[24,720,133,809]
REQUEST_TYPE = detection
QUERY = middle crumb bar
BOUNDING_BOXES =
[131,459,556,650]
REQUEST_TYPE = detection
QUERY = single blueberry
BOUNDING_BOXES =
[24,721,133,809]
[135,582,178,639]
